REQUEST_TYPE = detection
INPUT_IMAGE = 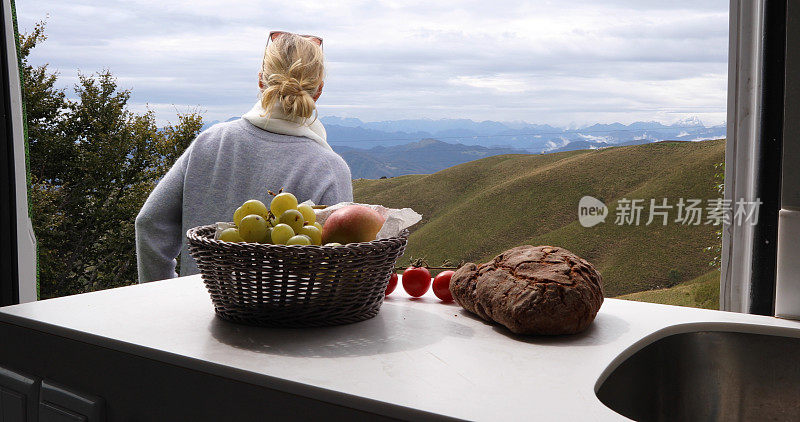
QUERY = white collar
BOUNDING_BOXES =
[242,101,331,151]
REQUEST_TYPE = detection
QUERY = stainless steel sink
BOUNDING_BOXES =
[596,330,800,421]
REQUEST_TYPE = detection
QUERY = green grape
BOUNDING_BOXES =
[297,204,316,225]
[219,227,244,242]
[270,192,298,217]
[278,209,305,233]
[298,225,322,245]
[287,235,311,246]
[261,227,273,244]
[239,214,269,243]
[324,242,342,247]
[233,206,246,226]
[271,223,294,245]
[240,199,268,219]
[313,222,323,232]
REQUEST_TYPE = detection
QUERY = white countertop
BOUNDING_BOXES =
[2,275,800,421]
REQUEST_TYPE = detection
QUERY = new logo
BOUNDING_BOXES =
[578,196,608,227]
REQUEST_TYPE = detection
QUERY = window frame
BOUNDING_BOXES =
[1,1,796,309]
[0,0,37,306]
[722,0,794,315]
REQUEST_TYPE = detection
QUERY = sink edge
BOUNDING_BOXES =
[592,320,800,393]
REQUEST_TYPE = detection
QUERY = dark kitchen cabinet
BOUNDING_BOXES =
[0,321,397,421]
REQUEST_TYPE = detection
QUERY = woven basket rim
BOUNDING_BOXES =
[187,223,408,249]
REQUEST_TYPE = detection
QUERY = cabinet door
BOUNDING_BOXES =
[38,381,104,422]
[0,365,38,422]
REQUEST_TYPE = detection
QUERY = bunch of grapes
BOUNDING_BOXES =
[218,192,331,246]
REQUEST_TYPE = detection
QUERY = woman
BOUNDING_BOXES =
[135,31,353,283]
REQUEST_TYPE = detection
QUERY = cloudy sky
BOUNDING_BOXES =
[17,0,728,127]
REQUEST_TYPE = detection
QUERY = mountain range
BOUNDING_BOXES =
[320,116,726,153]
[331,139,526,179]
[202,116,726,179]
[326,116,725,177]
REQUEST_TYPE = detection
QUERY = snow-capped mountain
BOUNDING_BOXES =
[319,116,726,153]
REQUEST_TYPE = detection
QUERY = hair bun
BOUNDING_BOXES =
[259,34,325,120]
[267,73,306,98]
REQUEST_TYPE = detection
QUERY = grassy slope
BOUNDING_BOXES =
[617,270,720,309]
[353,139,725,297]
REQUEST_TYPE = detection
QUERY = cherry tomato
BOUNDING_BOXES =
[432,270,455,302]
[402,266,431,297]
[385,273,398,295]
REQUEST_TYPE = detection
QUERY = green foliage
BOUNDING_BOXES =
[354,139,726,298]
[22,22,203,298]
[20,21,66,181]
[667,268,681,286]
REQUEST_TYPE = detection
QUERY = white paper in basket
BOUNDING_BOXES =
[214,202,421,241]
[311,202,422,239]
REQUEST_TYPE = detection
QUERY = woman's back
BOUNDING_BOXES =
[136,118,352,281]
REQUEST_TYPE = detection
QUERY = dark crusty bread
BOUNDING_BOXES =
[450,245,604,335]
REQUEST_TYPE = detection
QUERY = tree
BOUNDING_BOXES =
[21,22,204,298]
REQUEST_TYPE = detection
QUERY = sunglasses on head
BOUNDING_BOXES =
[268,31,323,49]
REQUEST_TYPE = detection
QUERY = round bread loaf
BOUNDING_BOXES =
[450,245,603,335]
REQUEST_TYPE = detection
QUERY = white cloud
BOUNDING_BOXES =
[448,75,533,93]
[17,0,729,126]
[578,134,610,142]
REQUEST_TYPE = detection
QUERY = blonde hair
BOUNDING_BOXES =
[259,34,325,121]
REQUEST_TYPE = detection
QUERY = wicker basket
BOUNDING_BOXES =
[186,224,408,327]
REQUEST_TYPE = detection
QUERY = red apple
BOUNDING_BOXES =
[321,205,385,244]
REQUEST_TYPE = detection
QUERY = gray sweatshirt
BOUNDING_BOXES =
[135,118,353,283]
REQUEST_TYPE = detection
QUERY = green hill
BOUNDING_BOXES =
[353,139,725,297]
[617,270,720,309]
